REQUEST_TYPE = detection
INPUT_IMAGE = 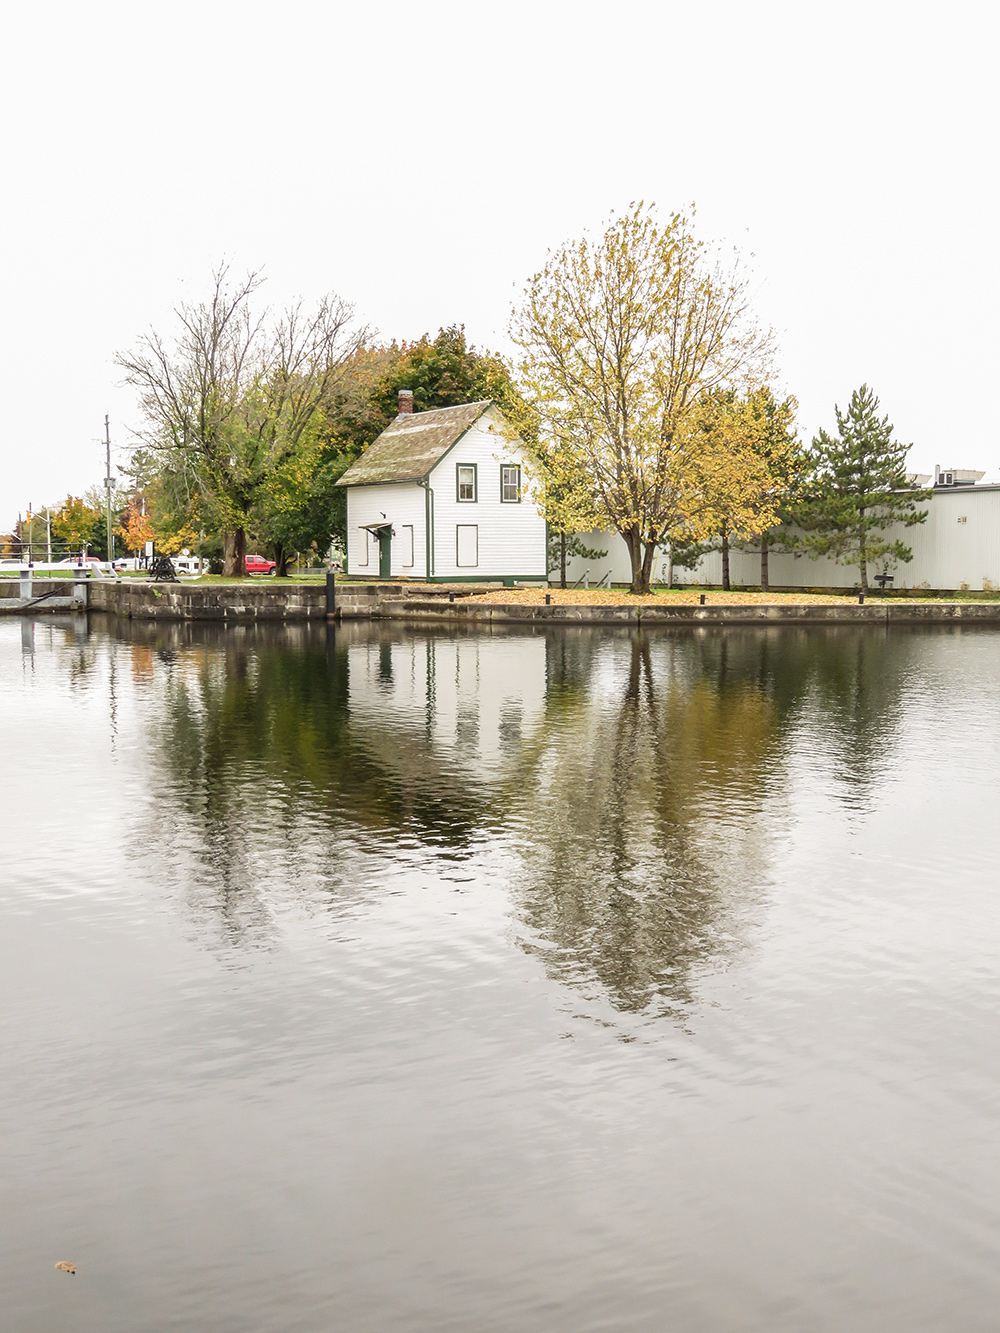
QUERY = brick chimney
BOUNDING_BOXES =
[398,388,414,415]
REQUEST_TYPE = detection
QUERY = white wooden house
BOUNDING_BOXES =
[336,393,546,582]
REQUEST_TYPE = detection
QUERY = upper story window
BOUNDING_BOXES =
[457,464,477,502]
[501,464,521,502]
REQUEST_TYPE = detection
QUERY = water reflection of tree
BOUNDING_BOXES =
[121,617,921,981]
[507,626,919,1014]
[507,631,791,1014]
[129,621,494,951]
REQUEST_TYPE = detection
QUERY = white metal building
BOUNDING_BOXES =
[559,483,1000,592]
[337,394,547,583]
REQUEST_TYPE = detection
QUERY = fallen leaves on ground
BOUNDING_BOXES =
[54,1262,76,1275]
[466,588,874,607]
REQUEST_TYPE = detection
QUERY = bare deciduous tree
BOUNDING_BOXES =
[116,267,365,574]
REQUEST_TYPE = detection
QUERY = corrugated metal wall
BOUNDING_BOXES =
[558,487,1000,590]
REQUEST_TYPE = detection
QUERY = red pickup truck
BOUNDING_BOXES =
[245,553,277,575]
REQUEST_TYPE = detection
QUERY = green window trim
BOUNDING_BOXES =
[500,463,521,503]
[456,462,477,502]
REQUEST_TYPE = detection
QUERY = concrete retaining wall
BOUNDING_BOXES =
[382,598,1000,626]
[84,579,496,622]
[9,577,1000,627]
[88,580,328,621]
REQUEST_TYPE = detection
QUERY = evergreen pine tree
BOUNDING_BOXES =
[795,385,929,594]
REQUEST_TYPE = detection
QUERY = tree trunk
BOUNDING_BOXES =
[721,522,730,591]
[634,538,657,595]
[760,531,769,592]
[667,545,674,589]
[223,527,247,577]
[625,527,645,594]
[560,532,567,589]
[274,543,288,578]
[859,512,868,594]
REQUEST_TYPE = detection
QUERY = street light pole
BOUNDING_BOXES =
[104,415,114,564]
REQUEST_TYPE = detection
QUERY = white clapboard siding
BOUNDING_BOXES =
[427,406,546,579]
[346,483,427,577]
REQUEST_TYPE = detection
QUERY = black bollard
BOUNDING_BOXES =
[325,568,337,618]
[859,592,865,605]
[449,592,455,603]
[699,593,706,605]
[545,593,551,605]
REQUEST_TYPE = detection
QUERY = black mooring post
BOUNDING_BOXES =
[700,593,706,605]
[326,568,337,618]
[859,592,865,605]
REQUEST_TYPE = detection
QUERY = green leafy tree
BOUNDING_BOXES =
[326,325,518,455]
[795,385,929,594]
[252,418,345,574]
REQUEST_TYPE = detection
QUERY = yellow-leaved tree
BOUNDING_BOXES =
[691,388,801,590]
[510,204,773,593]
[500,394,607,587]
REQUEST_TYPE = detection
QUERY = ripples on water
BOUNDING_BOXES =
[2,615,1000,1331]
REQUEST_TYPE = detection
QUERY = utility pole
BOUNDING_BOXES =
[104,414,114,563]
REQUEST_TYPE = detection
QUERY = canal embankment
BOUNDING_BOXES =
[381,596,1000,626]
[6,577,994,625]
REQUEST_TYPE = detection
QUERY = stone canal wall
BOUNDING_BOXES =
[85,580,505,621]
[87,579,329,621]
[7,577,1000,625]
[380,598,1000,626]
[89,581,1000,625]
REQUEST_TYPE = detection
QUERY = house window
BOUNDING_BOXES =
[457,464,477,502]
[456,524,478,567]
[501,464,521,502]
[401,524,414,566]
[357,527,369,566]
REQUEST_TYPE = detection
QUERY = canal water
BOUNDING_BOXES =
[3,615,1000,1331]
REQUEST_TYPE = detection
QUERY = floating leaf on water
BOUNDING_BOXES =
[54,1262,76,1275]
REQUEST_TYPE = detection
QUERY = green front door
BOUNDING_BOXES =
[378,527,392,578]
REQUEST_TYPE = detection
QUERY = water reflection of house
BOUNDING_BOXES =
[345,630,548,779]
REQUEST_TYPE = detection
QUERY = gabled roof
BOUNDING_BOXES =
[336,400,493,487]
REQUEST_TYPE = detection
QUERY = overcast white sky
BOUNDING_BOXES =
[1,0,996,528]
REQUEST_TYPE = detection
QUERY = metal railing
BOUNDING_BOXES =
[0,561,118,580]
